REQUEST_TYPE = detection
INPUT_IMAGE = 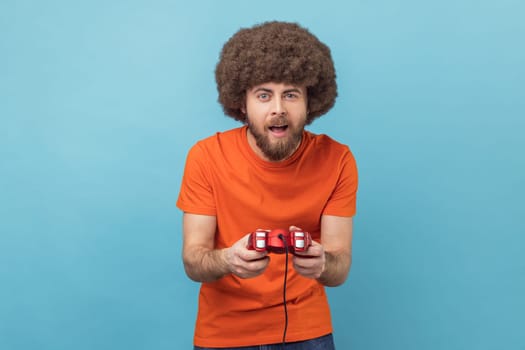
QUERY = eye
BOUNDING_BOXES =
[257,93,270,101]
[284,93,299,100]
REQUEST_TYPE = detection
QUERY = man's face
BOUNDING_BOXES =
[243,82,308,162]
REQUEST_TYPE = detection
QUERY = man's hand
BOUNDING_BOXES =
[289,225,325,279]
[183,214,270,282]
[223,233,270,279]
[292,240,326,279]
[289,219,353,286]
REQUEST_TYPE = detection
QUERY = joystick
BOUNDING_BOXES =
[247,228,312,254]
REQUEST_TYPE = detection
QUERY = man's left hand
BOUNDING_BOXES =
[292,240,326,279]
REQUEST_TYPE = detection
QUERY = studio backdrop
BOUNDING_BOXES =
[1,0,524,349]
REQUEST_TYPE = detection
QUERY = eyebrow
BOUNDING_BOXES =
[251,87,303,94]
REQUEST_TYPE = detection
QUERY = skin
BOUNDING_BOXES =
[243,82,308,162]
[182,82,353,286]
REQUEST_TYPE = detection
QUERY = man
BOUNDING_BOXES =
[177,21,358,349]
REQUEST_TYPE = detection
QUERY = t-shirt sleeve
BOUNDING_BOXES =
[176,143,217,215]
[322,148,359,217]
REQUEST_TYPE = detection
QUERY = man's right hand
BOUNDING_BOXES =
[222,233,270,279]
[182,213,270,282]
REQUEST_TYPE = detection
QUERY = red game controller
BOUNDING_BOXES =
[247,228,312,254]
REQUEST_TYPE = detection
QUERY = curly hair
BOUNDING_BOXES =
[215,21,337,124]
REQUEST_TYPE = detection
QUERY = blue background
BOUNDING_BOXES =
[1,0,524,349]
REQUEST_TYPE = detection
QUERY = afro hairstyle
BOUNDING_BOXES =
[215,21,337,124]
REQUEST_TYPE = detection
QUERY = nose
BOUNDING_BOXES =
[271,97,286,116]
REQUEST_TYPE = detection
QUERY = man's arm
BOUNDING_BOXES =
[182,213,270,283]
[293,215,353,287]
[182,213,229,282]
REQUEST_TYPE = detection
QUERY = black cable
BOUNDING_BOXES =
[279,234,289,349]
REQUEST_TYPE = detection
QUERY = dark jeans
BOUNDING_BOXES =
[194,333,335,350]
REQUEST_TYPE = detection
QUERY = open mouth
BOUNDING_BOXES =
[268,125,288,133]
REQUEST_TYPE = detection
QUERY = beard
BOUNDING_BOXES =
[246,116,305,161]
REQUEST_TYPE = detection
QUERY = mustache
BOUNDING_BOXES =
[268,116,288,126]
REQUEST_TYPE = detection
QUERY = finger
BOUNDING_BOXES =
[241,232,253,245]
[248,256,270,271]
[292,258,323,278]
[239,257,270,277]
[310,240,321,246]
[240,249,268,261]
[295,244,323,258]
[232,254,268,271]
[292,264,319,279]
[293,255,320,268]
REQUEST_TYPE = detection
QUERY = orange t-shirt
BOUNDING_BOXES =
[177,126,358,347]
